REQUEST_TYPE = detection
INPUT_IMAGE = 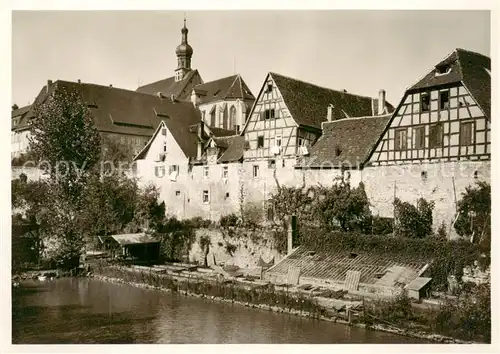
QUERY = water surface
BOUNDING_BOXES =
[12,278,430,344]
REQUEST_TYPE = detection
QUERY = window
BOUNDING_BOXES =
[436,65,450,75]
[210,109,216,127]
[154,166,165,177]
[429,123,443,148]
[414,126,425,149]
[275,135,282,147]
[335,146,342,157]
[395,129,407,151]
[266,83,273,93]
[203,190,209,204]
[253,165,259,178]
[229,106,237,131]
[298,138,304,146]
[175,190,181,196]
[161,128,167,136]
[235,125,240,134]
[163,143,167,152]
[203,166,209,178]
[268,159,276,169]
[439,91,450,110]
[474,170,478,179]
[421,171,427,180]
[225,192,230,198]
[265,109,275,120]
[460,121,474,146]
[169,165,179,174]
[222,166,229,179]
[420,93,430,112]
[257,136,264,148]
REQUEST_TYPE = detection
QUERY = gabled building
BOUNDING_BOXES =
[361,48,491,233]
[240,72,394,206]
[191,74,255,133]
[11,105,32,158]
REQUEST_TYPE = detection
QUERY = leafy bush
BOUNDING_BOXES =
[394,197,434,238]
[184,216,212,229]
[435,222,448,240]
[220,213,239,227]
[241,202,263,228]
[370,216,394,235]
[454,181,490,251]
[315,180,372,232]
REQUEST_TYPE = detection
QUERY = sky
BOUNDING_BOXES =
[11,10,491,108]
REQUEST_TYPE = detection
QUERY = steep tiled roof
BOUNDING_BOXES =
[136,69,201,100]
[266,246,429,287]
[22,80,201,159]
[193,74,255,105]
[11,105,32,131]
[298,114,392,169]
[209,126,237,137]
[216,135,245,163]
[270,72,394,130]
[408,48,490,119]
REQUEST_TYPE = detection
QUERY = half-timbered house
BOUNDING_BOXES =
[362,48,491,232]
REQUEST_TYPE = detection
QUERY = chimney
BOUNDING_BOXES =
[156,92,163,99]
[109,84,113,88]
[77,79,81,84]
[12,104,19,111]
[170,94,177,103]
[327,104,334,122]
[46,80,53,93]
[378,89,386,115]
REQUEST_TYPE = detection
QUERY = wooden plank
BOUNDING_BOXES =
[287,265,301,285]
[344,270,360,291]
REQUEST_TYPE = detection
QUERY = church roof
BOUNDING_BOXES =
[20,80,201,154]
[136,69,201,100]
[270,72,394,130]
[193,74,255,105]
[408,48,490,120]
[297,114,392,169]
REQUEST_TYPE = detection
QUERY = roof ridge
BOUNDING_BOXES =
[197,74,238,87]
[324,114,392,124]
[269,71,375,100]
[55,79,197,102]
[455,47,490,59]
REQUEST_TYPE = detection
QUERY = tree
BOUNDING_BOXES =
[28,87,101,269]
[394,197,434,238]
[315,179,372,231]
[454,181,490,250]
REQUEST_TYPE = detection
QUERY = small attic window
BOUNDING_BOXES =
[335,147,342,157]
[266,83,273,93]
[435,65,451,76]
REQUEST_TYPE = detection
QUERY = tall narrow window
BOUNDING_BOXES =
[275,135,282,147]
[257,136,264,148]
[203,190,209,204]
[460,121,474,146]
[429,123,443,148]
[395,128,407,151]
[420,92,430,112]
[439,91,450,110]
[414,126,425,149]
[161,128,167,136]
[222,166,229,179]
[229,106,237,131]
[203,166,209,179]
[210,109,216,127]
[253,165,259,178]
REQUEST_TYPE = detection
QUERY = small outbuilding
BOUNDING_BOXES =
[405,277,433,301]
[109,233,161,263]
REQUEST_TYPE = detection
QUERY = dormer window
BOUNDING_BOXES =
[435,65,451,76]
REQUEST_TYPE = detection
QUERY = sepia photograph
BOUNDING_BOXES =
[8,7,493,347]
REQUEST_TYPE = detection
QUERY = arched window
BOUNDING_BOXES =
[229,106,237,131]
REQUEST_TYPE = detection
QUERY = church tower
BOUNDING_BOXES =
[174,18,193,82]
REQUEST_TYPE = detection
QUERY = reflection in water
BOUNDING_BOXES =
[12,278,429,344]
